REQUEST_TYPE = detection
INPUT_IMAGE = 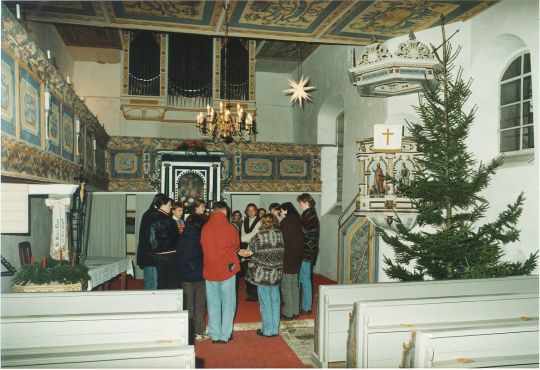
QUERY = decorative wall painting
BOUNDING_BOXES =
[368,158,387,195]
[19,66,41,147]
[85,132,93,169]
[47,93,61,155]
[61,106,74,161]
[111,150,141,178]
[243,156,274,179]
[278,157,309,179]
[1,50,16,136]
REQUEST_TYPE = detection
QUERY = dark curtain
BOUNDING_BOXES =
[128,31,160,96]
[168,33,213,107]
[221,38,249,101]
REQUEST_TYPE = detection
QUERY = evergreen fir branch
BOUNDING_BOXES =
[382,22,537,281]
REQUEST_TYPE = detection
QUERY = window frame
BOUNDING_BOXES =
[498,51,534,155]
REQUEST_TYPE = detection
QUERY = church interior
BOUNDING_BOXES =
[1,0,539,368]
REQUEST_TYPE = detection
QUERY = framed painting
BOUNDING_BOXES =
[111,150,141,178]
[62,106,74,162]
[19,65,41,147]
[47,93,61,155]
[242,155,275,180]
[85,132,94,169]
[278,156,310,179]
[78,123,85,165]
[1,50,16,136]
[95,141,106,175]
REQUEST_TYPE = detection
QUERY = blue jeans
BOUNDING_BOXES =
[206,275,236,341]
[257,285,281,336]
[299,260,312,311]
[143,266,157,290]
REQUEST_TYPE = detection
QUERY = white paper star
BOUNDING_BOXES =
[283,75,316,107]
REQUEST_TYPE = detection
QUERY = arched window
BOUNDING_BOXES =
[499,53,533,153]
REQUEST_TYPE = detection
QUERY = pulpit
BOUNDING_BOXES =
[158,151,225,210]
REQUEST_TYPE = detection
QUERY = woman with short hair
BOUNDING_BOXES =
[243,214,285,337]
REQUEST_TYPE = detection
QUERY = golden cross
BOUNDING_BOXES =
[383,128,394,145]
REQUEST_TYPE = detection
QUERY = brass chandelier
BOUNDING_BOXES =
[195,3,254,144]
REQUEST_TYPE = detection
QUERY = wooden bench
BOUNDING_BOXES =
[1,289,183,317]
[1,290,194,368]
[413,320,539,368]
[347,293,539,368]
[314,275,538,367]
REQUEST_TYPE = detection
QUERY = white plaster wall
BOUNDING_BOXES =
[1,197,52,292]
[27,22,74,81]
[297,0,539,281]
[320,146,338,215]
[292,44,387,280]
[72,61,122,135]
[255,71,294,143]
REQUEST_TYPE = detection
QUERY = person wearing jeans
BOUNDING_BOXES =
[205,275,236,342]
[244,214,285,337]
[201,201,240,344]
[297,193,320,315]
[279,202,304,320]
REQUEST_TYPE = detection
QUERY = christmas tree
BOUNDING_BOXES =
[382,24,538,281]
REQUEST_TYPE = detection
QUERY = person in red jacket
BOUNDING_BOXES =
[201,201,240,344]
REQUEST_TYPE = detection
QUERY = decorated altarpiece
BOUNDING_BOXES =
[159,151,224,212]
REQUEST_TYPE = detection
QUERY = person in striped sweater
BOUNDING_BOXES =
[244,214,285,337]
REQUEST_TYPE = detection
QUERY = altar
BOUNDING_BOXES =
[158,150,225,210]
[84,257,134,291]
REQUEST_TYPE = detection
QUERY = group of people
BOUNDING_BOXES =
[136,193,320,344]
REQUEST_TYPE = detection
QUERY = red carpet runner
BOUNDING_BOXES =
[110,274,336,367]
[194,330,305,368]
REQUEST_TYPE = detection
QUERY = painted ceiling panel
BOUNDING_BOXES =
[7,0,496,46]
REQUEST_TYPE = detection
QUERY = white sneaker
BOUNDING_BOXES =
[195,333,210,341]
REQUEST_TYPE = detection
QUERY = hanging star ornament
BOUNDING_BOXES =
[283,75,316,107]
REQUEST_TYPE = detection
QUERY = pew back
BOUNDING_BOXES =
[314,275,538,367]
[1,290,183,317]
[353,293,538,368]
[414,320,539,368]
[1,311,190,349]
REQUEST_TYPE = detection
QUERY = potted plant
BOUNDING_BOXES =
[12,256,90,292]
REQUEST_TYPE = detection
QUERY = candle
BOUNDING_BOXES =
[42,256,46,268]
[93,139,96,150]
[16,4,20,19]
[66,76,70,84]
[72,255,76,267]
[30,256,34,265]
[207,104,210,115]
[59,248,63,262]
[76,119,80,134]
[47,50,51,59]
[220,101,223,113]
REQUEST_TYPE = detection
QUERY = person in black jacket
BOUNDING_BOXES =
[178,211,208,341]
[279,202,304,320]
[137,193,179,290]
[297,193,320,315]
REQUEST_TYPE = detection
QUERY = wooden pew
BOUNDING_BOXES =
[1,290,183,317]
[314,275,538,367]
[1,290,194,368]
[1,311,193,368]
[347,293,539,368]
[413,320,539,368]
